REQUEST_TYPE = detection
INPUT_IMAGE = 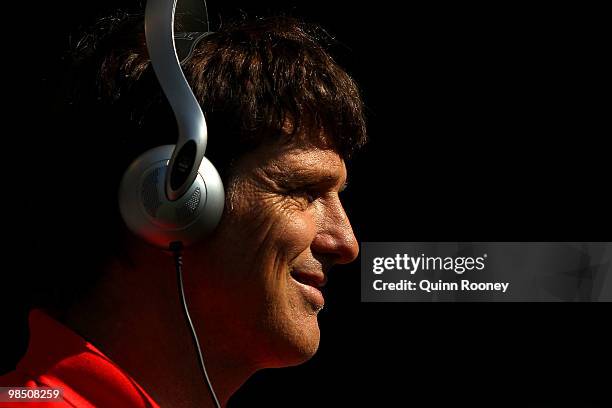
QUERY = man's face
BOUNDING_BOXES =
[185,135,359,368]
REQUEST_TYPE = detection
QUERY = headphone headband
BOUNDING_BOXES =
[144,0,208,201]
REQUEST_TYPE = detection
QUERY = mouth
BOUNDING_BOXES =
[290,268,327,288]
[290,268,326,310]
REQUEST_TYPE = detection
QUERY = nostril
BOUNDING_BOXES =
[336,232,359,265]
[311,231,359,265]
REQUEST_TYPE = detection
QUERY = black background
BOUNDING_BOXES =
[4,1,609,406]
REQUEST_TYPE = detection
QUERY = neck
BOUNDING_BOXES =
[59,241,256,408]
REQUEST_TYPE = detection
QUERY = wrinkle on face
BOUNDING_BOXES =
[188,134,357,369]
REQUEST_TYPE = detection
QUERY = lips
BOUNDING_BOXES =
[290,267,326,310]
[290,268,327,288]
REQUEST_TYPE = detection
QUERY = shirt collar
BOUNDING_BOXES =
[15,309,160,408]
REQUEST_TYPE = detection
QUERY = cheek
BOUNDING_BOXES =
[211,187,317,290]
[233,188,317,262]
[276,210,316,260]
[247,204,317,301]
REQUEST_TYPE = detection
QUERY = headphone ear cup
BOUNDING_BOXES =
[118,145,225,249]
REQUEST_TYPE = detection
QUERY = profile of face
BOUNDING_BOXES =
[183,133,359,369]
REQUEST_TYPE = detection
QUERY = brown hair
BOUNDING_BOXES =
[67,12,367,178]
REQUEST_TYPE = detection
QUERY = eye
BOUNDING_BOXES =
[299,190,317,203]
[288,189,317,205]
[304,192,316,203]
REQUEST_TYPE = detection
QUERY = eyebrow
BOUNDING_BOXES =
[269,168,347,191]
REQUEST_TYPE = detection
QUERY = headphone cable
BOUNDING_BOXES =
[171,242,221,408]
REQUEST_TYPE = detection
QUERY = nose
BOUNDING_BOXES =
[311,196,359,265]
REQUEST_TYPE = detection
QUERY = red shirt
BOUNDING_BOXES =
[0,309,160,407]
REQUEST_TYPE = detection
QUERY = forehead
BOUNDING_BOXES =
[234,137,347,185]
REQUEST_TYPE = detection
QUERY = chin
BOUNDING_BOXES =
[263,315,321,368]
[288,321,321,365]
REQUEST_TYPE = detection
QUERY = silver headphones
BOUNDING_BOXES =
[118,0,224,249]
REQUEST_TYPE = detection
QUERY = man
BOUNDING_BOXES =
[1,12,366,407]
